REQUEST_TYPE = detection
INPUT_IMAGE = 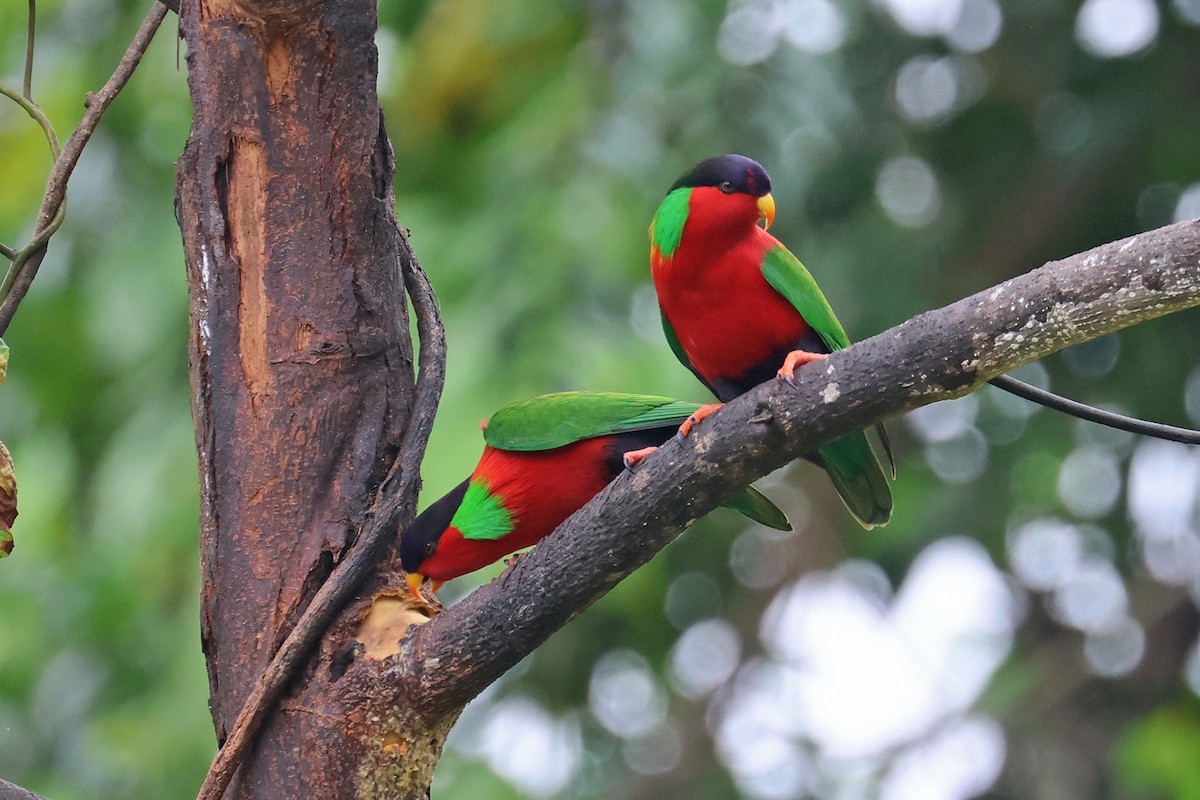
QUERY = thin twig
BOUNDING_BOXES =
[194,231,446,800]
[24,0,36,100]
[0,80,61,305]
[990,374,1200,444]
[0,85,60,157]
[0,2,168,337]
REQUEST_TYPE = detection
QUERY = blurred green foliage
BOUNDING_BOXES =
[3,0,1200,798]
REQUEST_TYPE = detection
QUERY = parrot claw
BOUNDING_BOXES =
[498,553,525,590]
[676,403,723,439]
[776,350,827,386]
[622,446,658,470]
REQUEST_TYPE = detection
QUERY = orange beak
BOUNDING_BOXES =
[757,193,776,230]
[406,572,425,600]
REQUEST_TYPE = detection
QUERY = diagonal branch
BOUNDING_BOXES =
[0,777,50,800]
[401,216,1200,721]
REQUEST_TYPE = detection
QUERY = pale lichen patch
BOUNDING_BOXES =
[691,430,715,455]
[821,382,841,403]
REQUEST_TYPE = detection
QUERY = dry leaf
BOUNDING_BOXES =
[0,440,16,557]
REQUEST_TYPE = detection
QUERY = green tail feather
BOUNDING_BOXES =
[722,486,792,531]
[818,431,893,529]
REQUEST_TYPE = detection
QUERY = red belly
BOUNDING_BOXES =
[654,233,808,389]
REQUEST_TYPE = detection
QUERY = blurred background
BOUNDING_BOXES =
[3,0,1200,797]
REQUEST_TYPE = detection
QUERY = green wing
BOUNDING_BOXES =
[484,392,701,452]
[760,244,851,352]
[661,311,717,395]
[761,244,896,522]
[483,391,793,530]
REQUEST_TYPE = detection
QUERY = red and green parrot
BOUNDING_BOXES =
[401,391,790,598]
[650,154,894,528]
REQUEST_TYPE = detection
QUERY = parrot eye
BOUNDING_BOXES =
[422,542,436,557]
[718,181,735,194]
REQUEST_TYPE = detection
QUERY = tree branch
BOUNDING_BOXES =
[0,778,50,800]
[990,374,1200,444]
[401,216,1200,721]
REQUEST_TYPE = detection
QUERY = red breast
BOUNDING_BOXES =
[652,188,809,388]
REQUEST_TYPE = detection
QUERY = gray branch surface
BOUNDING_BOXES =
[0,779,49,800]
[400,217,1200,720]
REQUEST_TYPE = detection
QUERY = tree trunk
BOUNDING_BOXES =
[175,2,447,796]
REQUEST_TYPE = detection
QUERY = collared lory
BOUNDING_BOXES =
[401,391,790,598]
[649,154,894,528]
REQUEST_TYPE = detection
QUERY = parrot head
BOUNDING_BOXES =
[399,479,469,599]
[669,153,776,230]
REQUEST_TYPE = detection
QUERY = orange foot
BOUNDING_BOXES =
[622,445,658,470]
[777,350,827,387]
[677,403,723,439]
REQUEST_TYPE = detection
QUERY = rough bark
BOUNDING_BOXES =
[175,1,440,797]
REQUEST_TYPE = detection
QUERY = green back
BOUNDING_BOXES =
[483,391,792,531]
[650,188,693,258]
[760,244,851,352]
[484,392,702,452]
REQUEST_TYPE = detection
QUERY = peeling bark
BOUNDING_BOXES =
[175,1,437,796]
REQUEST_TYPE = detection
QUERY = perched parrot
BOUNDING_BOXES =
[401,391,790,598]
[649,154,894,528]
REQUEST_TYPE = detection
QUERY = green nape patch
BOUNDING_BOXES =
[450,479,515,541]
[650,188,692,258]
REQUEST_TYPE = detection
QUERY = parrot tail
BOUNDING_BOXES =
[818,432,893,529]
